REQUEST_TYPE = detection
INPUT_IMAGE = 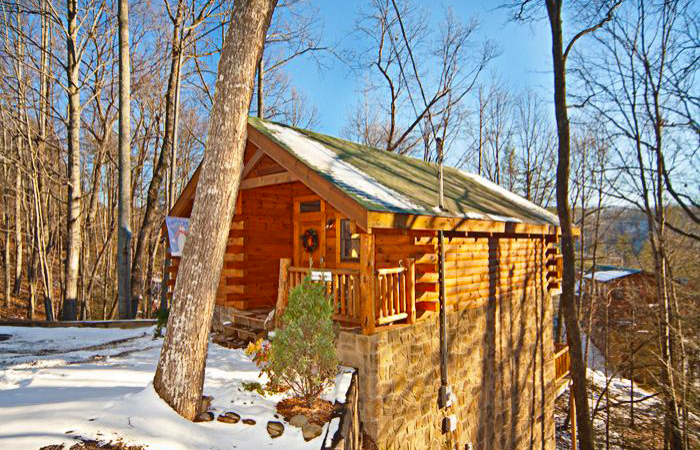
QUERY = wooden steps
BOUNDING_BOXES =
[213,308,273,348]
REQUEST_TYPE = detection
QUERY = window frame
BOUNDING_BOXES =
[339,218,360,262]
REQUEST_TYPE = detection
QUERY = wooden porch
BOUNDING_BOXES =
[276,257,416,335]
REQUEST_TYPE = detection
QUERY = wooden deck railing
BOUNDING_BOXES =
[287,266,361,325]
[554,343,571,382]
[375,264,416,326]
[277,258,416,333]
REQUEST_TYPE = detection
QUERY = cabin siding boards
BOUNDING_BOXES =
[166,180,364,311]
[167,182,295,310]
[224,183,294,309]
[373,230,557,312]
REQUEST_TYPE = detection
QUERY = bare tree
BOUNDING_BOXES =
[131,0,226,316]
[576,1,698,447]
[117,0,132,319]
[345,0,494,156]
[153,0,276,420]
[61,0,106,320]
[253,0,329,126]
[506,1,624,449]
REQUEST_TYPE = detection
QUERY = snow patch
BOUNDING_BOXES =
[325,366,354,404]
[583,270,638,282]
[0,326,344,450]
[324,417,341,448]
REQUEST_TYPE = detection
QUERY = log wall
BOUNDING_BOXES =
[374,230,558,312]
[166,181,358,311]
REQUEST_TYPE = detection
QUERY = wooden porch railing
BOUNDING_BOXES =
[287,266,361,325]
[554,343,571,382]
[276,258,416,334]
[375,264,416,326]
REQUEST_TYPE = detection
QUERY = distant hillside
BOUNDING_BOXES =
[577,207,650,268]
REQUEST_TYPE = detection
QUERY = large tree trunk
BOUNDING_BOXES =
[131,0,184,316]
[545,2,595,450]
[153,0,277,420]
[62,0,82,321]
[117,0,132,320]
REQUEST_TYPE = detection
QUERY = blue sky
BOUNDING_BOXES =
[282,1,555,137]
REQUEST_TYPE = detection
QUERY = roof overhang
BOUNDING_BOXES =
[164,122,571,238]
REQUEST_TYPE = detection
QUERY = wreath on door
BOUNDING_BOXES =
[301,228,319,253]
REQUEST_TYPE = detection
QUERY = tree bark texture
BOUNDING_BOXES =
[63,0,82,321]
[545,2,595,450]
[117,0,132,320]
[153,0,277,420]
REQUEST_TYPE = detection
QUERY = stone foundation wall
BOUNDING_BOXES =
[337,284,555,450]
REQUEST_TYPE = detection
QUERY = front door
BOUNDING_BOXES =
[293,195,326,268]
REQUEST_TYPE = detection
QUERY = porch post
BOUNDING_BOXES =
[360,233,375,335]
[275,258,291,328]
[406,258,416,325]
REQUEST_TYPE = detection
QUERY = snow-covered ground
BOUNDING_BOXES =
[0,325,341,450]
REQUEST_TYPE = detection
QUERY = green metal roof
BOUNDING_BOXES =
[249,117,559,227]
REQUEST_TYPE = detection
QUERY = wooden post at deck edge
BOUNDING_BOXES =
[406,258,416,325]
[360,233,375,334]
[275,258,291,328]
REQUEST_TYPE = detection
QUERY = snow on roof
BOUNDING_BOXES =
[583,269,639,282]
[262,121,425,214]
[458,171,560,225]
[250,118,560,227]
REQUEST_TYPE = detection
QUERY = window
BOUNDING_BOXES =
[340,219,360,261]
[299,200,321,213]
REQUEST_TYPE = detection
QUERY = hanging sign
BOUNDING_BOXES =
[165,216,190,257]
[311,270,332,282]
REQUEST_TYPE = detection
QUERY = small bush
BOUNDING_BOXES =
[269,276,339,404]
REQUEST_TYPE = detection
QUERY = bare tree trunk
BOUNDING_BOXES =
[13,168,22,296]
[145,228,161,318]
[62,0,83,321]
[37,0,54,321]
[257,54,264,118]
[117,0,132,320]
[545,2,595,449]
[478,87,483,176]
[3,162,10,309]
[153,0,277,420]
[168,45,183,212]
[131,0,184,314]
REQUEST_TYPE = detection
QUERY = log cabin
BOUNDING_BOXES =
[165,117,570,450]
[579,267,665,386]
